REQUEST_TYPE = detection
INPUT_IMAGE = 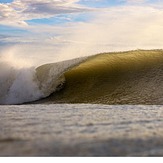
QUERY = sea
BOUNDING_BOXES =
[0,49,163,156]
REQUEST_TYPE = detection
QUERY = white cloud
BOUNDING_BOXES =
[0,0,162,27]
[1,0,163,65]
[0,5,163,65]
[49,5,163,56]
[120,0,163,5]
[0,3,27,26]
[0,0,90,26]
[125,0,148,3]
[5,4,163,65]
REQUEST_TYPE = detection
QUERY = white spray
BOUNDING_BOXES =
[0,48,43,104]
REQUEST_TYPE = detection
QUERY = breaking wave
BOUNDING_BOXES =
[1,49,163,105]
[0,55,87,104]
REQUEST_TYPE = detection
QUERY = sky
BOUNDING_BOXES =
[1,0,163,65]
[0,0,161,27]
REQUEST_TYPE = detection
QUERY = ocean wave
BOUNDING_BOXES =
[1,49,163,105]
[36,49,163,105]
[0,56,87,104]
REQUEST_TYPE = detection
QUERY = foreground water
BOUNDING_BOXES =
[0,104,163,156]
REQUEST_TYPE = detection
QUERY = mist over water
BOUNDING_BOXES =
[0,47,88,104]
[0,52,43,104]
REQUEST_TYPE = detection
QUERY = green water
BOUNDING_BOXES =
[36,50,163,104]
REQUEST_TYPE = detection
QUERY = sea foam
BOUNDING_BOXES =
[0,52,86,105]
[0,62,43,104]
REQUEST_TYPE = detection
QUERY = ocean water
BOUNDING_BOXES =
[0,104,163,156]
[0,50,163,156]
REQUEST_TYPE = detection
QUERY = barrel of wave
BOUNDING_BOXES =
[35,57,88,97]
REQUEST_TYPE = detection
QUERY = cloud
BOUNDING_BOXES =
[11,4,162,64]
[0,0,162,27]
[46,5,163,57]
[124,0,148,3]
[118,0,160,5]
[1,1,163,65]
[0,0,90,26]
[0,3,27,26]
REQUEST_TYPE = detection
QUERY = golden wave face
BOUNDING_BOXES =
[36,50,163,105]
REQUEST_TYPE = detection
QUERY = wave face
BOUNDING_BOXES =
[1,49,163,105]
[36,50,163,105]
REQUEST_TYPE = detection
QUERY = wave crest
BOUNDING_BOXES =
[0,56,87,104]
[1,50,163,105]
[38,50,163,105]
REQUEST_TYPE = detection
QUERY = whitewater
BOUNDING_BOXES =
[0,52,87,104]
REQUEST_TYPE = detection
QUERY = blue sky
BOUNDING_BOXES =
[78,0,124,7]
[0,0,13,3]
